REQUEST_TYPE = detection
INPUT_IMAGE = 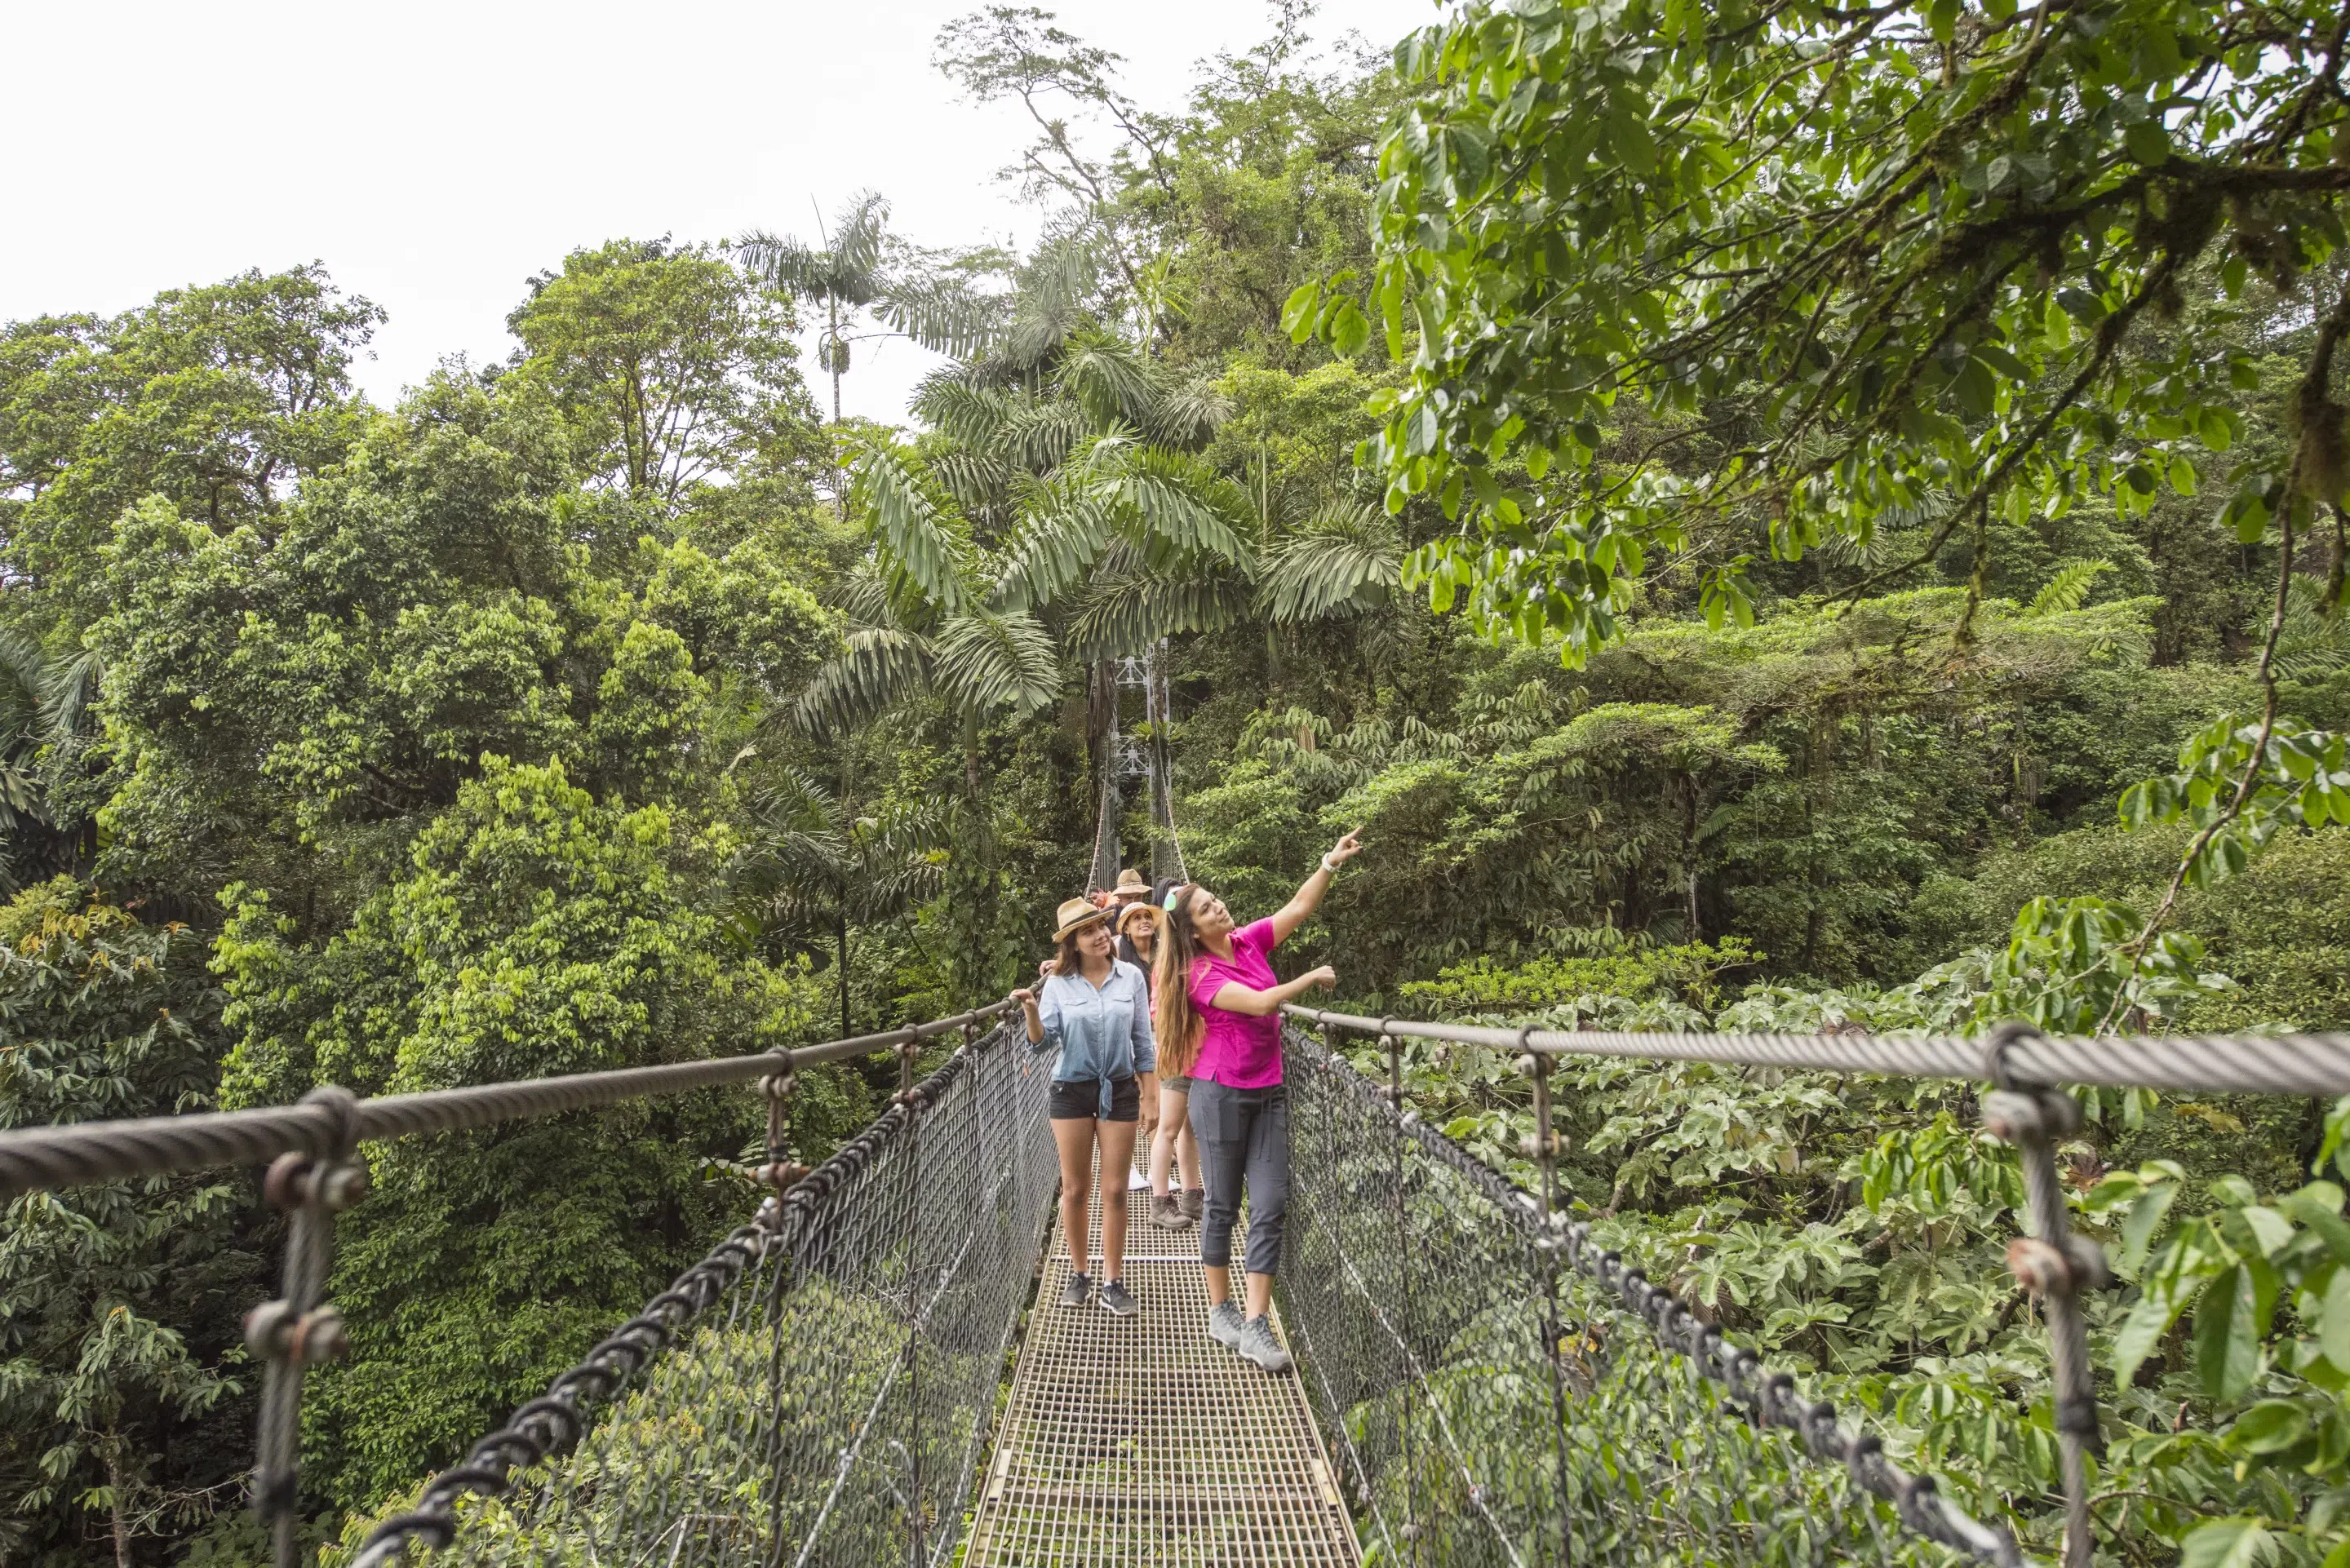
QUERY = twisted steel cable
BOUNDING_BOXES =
[350,1025,1020,1568]
[1284,1022,2025,1568]
[1286,1006,2350,1095]
[0,1000,1015,1200]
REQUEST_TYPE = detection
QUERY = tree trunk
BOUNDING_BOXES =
[1681,776,1701,940]
[827,296,843,426]
[836,908,851,1039]
[827,295,848,524]
[104,1444,132,1568]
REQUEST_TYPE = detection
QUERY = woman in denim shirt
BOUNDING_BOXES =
[1013,896,1157,1317]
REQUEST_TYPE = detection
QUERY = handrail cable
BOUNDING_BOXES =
[0,999,1018,1200]
[1284,1005,2350,1096]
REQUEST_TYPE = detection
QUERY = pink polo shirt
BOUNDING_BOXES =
[1187,918,1284,1088]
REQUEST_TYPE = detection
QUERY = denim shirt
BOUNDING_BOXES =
[1035,959,1156,1117]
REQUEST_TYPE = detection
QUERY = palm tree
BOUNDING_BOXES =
[729,765,955,1038]
[737,192,897,426]
[0,636,101,891]
[778,224,1409,887]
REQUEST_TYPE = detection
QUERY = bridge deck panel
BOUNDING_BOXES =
[965,1172,1357,1566]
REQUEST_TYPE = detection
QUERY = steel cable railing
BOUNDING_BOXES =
[21,981,2350,1568]
[351,1017,1055,1568]
[0,999,1028,1568]
[1284,1006,2350,1097]
[0,1007,1016,1200]
[1279,1021,2020,1568]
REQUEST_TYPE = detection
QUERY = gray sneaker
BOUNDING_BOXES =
[1060,1272,1091,1309]
[1235,1313,1293,1373]
[1100,1278,1139,1317]
[1151,1194,1195,1230]
[1179,1188,1204,1220]
[1207,1300,1246,1349]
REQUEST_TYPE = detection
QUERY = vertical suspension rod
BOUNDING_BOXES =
[1519,1036,1578,1568]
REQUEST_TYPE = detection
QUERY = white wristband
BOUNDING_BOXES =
[1320,855,1340,873]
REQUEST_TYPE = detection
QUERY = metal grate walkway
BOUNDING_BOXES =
[963,1173,1360,1565]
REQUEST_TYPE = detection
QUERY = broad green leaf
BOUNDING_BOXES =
[2324,1268,2350,1371]
[2126,120,2172,166]
[2196,1264,2262,1402]
[1329,300,1372,358]
[1281,281,1322,342]
[1607,100,1656,175]
[2181,1519,2277,1568]
[2122,1181,2182,1272]
[2232,1399,2311,1455]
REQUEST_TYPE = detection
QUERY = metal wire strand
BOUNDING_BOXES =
[0,1003,1016,1200]
[352,1019,1055,1568]
[1284,1005,2350,1096]
[1279,1024,2023,1568]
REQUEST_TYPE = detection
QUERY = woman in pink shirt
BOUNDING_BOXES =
[1151,829,1363,1373]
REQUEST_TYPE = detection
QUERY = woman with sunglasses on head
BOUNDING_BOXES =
[1014,896,1157,1317]
[1153,830,1364,1372]
[1120,894,1203,1231]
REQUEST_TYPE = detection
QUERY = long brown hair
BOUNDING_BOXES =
[1151,885,1208,1077]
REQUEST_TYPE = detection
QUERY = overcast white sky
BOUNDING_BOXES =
[7,0,1437,424]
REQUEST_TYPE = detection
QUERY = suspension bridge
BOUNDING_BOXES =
[11,681,2350,1568]
[8,993,2350,1568]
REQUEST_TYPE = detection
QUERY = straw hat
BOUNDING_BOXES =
[1116,901,1159,937]
[1111,867,1150,897]
[1052,896,1115,942]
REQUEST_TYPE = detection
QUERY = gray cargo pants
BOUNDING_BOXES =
[1191,1078,1289,1276]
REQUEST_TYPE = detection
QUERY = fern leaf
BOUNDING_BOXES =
[2024,559,2111,618]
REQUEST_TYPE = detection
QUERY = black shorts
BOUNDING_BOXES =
[1048,1074,1141,1122]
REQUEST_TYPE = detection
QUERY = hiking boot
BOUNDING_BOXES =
[1151,1194,1195,1230]
[1060,1271,1091,1309]
[1100,1278,1139,1318]
[1179,1188,1204,1220]
[1235,1313,1293,1374]
[1207,1299,1246,1349]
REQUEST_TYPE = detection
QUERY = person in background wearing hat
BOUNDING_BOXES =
[1119,897,1201,1230]
[1109,866,1152,909]
[1013,895,1158,1317]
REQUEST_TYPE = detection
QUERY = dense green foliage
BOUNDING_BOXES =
[7,2,2350,1563]
[0,884,247,1566]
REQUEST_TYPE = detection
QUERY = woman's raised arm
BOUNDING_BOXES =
[1268,830,1363,946]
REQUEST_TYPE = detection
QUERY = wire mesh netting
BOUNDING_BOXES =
[1279,1024,2018,1568]
[359,1021,1055,1568]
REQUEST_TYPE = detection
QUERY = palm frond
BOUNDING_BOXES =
[1000,228,1110,372]
[933,450,1013,533]
[790,627,933,737]
[911,373,1014,447]
[991,487,1121,612]
[0,631,51,742]
[737,230,846,299]
[1062,564,1252,662]
[1000,398,1093,476]
[1057,339,1156,431]
[1115,452,1253,568]
[1259,501,1403,622]
[39,649,101,741]
[848,436,975,614]
[2024,559,2113,618]
[829,190,892,288]
[884,277,1010,362]
[1144,376,1230,452]
[2273,573,2350,681]
[929,609,1062,720]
